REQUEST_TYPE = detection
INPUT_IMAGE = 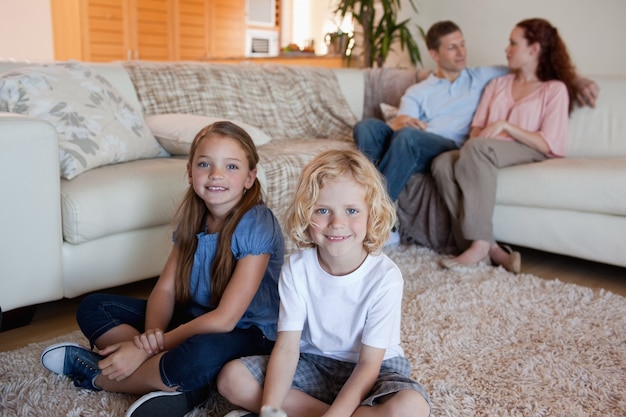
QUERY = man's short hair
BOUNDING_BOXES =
[426,21,462,51]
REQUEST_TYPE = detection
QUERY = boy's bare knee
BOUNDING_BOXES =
[404,390,430,417]
[381,389,430,417]
[216,359,245,400]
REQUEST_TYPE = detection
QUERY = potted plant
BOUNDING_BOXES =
[335,0,423,67]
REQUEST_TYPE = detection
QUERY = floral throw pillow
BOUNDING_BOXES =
[0,61,167,179]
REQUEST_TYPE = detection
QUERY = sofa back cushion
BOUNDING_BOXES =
[361,67,421,120]
[122,61,358,142]
[566,75,626,158]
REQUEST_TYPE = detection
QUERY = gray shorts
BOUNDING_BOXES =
[240,353,431,415]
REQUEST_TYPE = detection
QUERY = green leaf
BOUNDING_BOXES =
[334,0,423,67]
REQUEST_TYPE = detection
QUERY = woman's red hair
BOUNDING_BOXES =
[517,18,577,113]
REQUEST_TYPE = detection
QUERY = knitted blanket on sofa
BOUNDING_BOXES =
[122,61,358,141]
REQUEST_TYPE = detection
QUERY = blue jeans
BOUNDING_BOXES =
[76,293,275,391]
[353,118,458,200]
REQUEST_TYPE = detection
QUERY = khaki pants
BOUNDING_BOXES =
[431,138,547,248]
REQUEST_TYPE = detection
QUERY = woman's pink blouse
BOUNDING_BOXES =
[471,73,569,157]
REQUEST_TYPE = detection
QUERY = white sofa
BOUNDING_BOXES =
[0,60,624,317]
[493,81,626,269]
[0,60,362,314]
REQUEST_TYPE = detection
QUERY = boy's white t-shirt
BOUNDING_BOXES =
[278,248,405,363]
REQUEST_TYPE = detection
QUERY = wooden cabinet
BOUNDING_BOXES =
[132,0,174,61]
[207,0,245,59]
[50,0,246,62]
[51,0,173,61]
[172,0,245,60]
[172,0,209,60]
[208,55,346,68]
[51,0,125,61]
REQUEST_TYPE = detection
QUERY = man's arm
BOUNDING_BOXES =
[573,75,600,108]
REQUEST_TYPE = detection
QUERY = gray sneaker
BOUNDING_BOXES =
[41,342,104,391]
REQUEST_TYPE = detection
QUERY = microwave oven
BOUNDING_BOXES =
[245,29,279,57]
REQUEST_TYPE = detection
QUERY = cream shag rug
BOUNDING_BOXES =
[2,245,625,416]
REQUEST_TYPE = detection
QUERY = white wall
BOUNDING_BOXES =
[2,0,624,76]
[282,0,338,55]
[314,0,626,76]
[415,0,626,76]
[0,0,54,61]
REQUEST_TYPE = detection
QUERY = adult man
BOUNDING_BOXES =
[353,20,598,202]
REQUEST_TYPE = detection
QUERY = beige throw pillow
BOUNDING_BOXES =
[380,102,399,125]
[145,113,272,155]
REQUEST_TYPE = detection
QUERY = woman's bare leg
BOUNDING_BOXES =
[448,239,491,265]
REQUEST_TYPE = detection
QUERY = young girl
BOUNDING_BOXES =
[217,149,432,417]
[40,121,285,417]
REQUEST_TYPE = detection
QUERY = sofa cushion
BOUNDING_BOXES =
[122,61,358,141]
[145,113,272,155]
[362,68,420,120]
[0,61,167,179]
[380,103,398,124]
[566,76,626,158]
[61,157,188,244]
[496,157,626,216]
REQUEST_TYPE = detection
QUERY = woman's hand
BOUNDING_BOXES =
[476,120,509,138]
[472,120,550,155]
[134,328,166,354]
[97,340,152,381]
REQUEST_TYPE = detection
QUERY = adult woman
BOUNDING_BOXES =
[431,18,577,273]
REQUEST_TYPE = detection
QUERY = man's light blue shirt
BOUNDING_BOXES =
[398,66,509,146]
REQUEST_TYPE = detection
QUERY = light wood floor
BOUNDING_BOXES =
[1,246,624,353]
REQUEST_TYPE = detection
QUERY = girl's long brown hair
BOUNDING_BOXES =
[516,18,577,113]
[173,121,263,306]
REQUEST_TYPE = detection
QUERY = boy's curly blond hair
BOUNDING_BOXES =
[286,148,396,254]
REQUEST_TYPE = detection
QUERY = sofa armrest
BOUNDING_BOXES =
[0,113,64,311]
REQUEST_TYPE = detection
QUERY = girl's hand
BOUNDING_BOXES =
[134,328,166,354]
[97,340,152,381]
